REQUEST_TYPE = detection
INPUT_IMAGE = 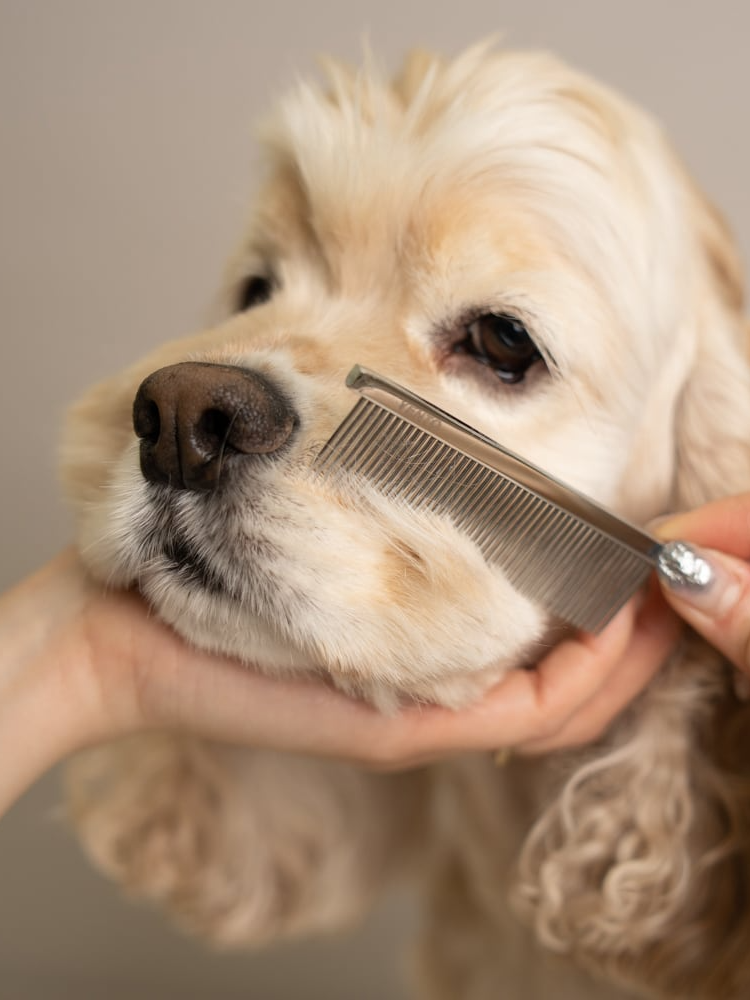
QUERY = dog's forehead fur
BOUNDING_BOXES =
[252,46,690,344]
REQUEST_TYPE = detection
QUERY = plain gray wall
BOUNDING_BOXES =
[1,1,749,997]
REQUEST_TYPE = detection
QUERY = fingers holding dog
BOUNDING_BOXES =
[654,496,750,676]
[352,586,681,766]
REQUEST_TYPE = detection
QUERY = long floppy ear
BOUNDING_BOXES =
[513,168,750,997]
[673,183,750,507]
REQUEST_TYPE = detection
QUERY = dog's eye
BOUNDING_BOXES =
[459,313,542,384]
[236,275,274,312]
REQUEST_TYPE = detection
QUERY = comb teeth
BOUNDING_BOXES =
[315,389,657,634]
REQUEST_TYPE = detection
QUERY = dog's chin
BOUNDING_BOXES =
[140,560,321,678]
[160,535,236,599]
[126,550,542,713]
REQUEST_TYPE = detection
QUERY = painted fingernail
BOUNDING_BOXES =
[656,541,740,617]
[656,541,713,591]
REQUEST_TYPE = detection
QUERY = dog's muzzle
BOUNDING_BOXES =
[132,361,297,491]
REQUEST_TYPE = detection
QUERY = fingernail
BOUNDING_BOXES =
[656,541,740,617]
[657,541,713,589]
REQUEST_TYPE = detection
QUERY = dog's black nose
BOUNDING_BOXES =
[133,362,297,491]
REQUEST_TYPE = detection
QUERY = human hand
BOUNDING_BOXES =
[497,491,750,760]
[102,574,680,769]
[654,492,750,675]
[13,493,750,814]
[31,554,679,765]
[81,490,750,766]
[0,548,680,817]
[493,491,750,757]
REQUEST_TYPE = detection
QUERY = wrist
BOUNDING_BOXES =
[0,551,126,814]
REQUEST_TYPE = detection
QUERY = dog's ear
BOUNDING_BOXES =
[618,176,750,521]
[673,183,750,508]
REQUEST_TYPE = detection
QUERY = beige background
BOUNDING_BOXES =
[1,1,749,997]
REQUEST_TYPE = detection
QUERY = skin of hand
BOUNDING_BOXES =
[0,545,682,818]
[652,493,750,674]
[7,494,750,818]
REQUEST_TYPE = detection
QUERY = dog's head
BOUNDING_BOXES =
[62,44,750,709]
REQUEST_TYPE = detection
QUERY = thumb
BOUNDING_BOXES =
[656,541,750,674]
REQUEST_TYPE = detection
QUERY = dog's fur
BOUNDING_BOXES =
[61,44,750,998]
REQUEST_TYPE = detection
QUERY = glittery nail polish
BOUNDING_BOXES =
[657,540,741,617]
[656,541,714,591]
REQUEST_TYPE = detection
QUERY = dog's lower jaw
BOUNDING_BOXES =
[326,659,513,715]
[147,582,318,677]
[156,595,519,714]
[130,555,548,713]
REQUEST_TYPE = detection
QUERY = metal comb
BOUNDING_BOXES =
[313,365,662,633]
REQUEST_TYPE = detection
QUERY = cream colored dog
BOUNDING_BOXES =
[62,43,750,999]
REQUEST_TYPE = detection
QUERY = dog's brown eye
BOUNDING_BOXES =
[460,314,542,384]
[236,275,273,312]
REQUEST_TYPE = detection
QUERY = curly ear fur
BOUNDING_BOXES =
[512,182,750,998]
[514,646,750,998]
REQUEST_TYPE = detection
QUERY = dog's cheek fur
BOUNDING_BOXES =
[287,497,546,710]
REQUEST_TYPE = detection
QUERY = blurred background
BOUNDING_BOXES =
[1,1,748,996]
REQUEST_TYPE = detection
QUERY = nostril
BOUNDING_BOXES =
[134,397,161,444]
[197,407,233,451]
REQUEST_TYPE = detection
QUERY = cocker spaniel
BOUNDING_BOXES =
[61,43,750,999]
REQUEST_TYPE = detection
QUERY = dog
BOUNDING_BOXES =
[61,42,750,999]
